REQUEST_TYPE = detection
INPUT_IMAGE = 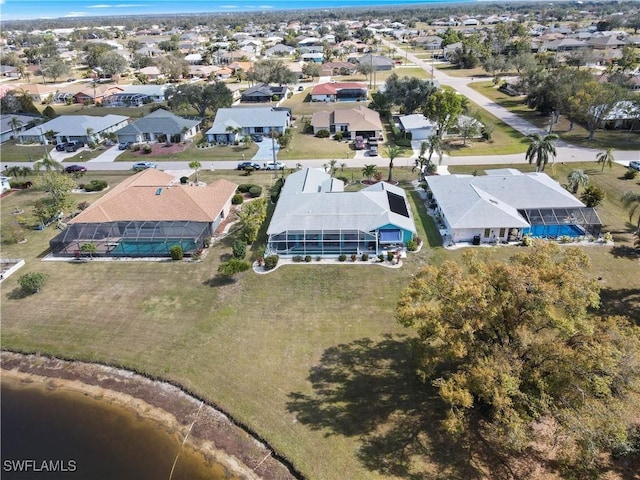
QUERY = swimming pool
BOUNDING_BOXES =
[523,224,585,238]
[109,240,197,256]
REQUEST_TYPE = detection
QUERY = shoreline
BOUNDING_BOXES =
[0,351,299,480]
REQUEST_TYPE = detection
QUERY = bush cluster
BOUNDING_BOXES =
[263,255,279,270]
[304,255,312,262]
[361,253,369,261]
[407,239,418,251]
[623,169,637,180]
[316,129,330,138]
[292,255,304,262]
[232,193,244,205]
[248,186,262,198]
[232,240,246,259]
[170,245,183,260]
[83,179,108,192]
[338,254,347,262]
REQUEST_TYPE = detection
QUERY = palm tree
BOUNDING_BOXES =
[225,126,242,144]
[567,169,589,194]
[189,160,202,183]
[425,134,445,166]
[34,156,63,173]
[525,133,558,172]
[362,164,377,182]
[385,145,401,183]
[621,191,640,235]
[596,148,615,172]
[5,165,31,178]
[8,116,23,139]
[242,135,253,148]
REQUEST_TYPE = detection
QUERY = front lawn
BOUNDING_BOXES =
[1,141,55,163]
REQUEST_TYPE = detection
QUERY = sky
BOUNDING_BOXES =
[0,0,474,21]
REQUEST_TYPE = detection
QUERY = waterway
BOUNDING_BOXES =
[1,379,236,480]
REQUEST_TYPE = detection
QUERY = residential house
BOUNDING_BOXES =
[241,84,289,103]
[205,107,290,144]
[17,114,129,145]
[349,53,394,71]
[264,44,295,57]
[0,113,38,143]
[1,176,11,194]
[114,108,201,145]
[311,105,383,140]
[301,52,324,63]
[138,66,164,81]
[74,84,123,105]
[49,169,238,258]
[398,114,435,140]
[320,61,358,77]
[266,167,417,257]
[425,169,602,244]
[587,35,627,50]
[310,82,368,102]
[0,65,21,78]
[18,83,58,103]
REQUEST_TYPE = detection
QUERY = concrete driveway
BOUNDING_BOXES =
[87,145,125,163]
[252,138,279,162]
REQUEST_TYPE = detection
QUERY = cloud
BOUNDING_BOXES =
[65,12,87,17]
[88,4,112,8]
[115,4,147,6]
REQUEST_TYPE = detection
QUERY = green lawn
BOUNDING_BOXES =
[1,141,55,163]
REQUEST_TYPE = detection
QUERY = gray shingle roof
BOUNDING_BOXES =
[206,107,290,135]
[267,168,416,235]
[115,108,200,136]
[20,114,129,137]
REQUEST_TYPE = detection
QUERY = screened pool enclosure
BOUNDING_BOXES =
[519,207,602,238]
[50,220,210,257]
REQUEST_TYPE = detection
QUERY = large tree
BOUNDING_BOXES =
[39,57,69,83]
[397,243,640,472]
[525,133,558,172]
[383,73,436,115]
[96,50,129,77]
[248,58,297,85]
[569,81,629,140]
[166,82,233,117]
[422,89,466,139]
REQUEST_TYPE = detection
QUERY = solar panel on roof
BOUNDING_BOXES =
[387,191,409,217]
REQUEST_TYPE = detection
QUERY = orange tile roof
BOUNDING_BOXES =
[70,169,237,223]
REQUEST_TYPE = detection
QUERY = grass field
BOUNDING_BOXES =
[2,164,639,479]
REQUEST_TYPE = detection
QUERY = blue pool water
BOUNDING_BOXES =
[110,240,196,256]
[523,224,585,238]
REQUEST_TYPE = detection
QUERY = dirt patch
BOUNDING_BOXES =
[132,142,189,156]
[1,352,300,480]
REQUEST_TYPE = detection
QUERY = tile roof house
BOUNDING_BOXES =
[311,105,383,140]
[310,82,368,102]
[266,167,416,257]
[114,108,201,145]
[18,114,129,146]
[426,169,602,245]
[50,169,238,258]
[205,107,290,144]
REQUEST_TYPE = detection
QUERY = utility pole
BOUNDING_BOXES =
[271,129,278,179]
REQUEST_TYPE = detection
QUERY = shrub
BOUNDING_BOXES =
[407,239,418,251]
[142,144,152,154]
[387,251,395,262]
[237,184,254,193]
[170,245,183,260]
[374,171,383,182]
[623,168,637,180]
[559,235,571,244]
[180,176,189,184]
[232,193,244,205]
[132,144,140,152]
[378,254,385,262]
[350,253,357,262]
[315,256,322,261]
[78,201,90,211]
[602,232,613,243]
[337,254,346,262]
[337,176,349,184]
[19,272,49,294]
[361,253,369,262]
[263,254,279,271]
[414,236,423,246]
[248,185,262,198]
[292,255,304,262]
[304,255,312,262]
[232,239,246,259]
[84,179,108,192]
[217,258,250,276]
[580,185,605,207]
[522,235,533,247]
[203,237,211,248]
[316,129,330,138]
[333,132,343,141]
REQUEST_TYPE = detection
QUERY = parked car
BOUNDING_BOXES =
[251,134,264,142]
[118,141,132,150]
[354,136,365,150]
[55,142,71,151]
[132,161,157,171]
[65,141,85,152]
[369,145,378,156]
[297,85,304,91]
[237,161,261,171]
[629,160,640,171]
[264,161,286,170]
[64,165,87,173]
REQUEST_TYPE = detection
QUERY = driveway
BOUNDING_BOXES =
[251,138,280,162]
[87,145,126,163]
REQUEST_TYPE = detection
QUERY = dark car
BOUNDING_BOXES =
[251,134,264,142]
[118,141,132,150]
[64,165,87,173]
[55,142,71,151]
[237,161,261,171]
[65,141,85,152]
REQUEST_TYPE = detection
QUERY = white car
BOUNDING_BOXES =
[629,160,640,171]
[264,161,286,170]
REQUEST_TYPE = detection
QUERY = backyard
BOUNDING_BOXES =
[1,163,639,480]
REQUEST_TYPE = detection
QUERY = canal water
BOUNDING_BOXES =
[1,379,236,480]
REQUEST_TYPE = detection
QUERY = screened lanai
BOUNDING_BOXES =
[268,229,380,256]
[50,220,210,257]
[519,207,602,238]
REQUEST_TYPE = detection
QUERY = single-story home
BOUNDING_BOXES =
[18,83,59,103]
[266,168,417,257]
[0,113,38,143]
[49,169,238,258]
[103,84,169,107]
[398,114,435,140]
[320,61,358,76]
[310,82,368,102]
[114,108,201,145]
[425,169,602,245]
[241,84,289,103]
[205,107,290,144]
[349,54,394,71]
[311,105,383,140]
[17,114,129,145]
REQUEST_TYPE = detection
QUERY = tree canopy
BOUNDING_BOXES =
[397,243,640,472]
[422,89,466,139]
[166,82,233,117]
